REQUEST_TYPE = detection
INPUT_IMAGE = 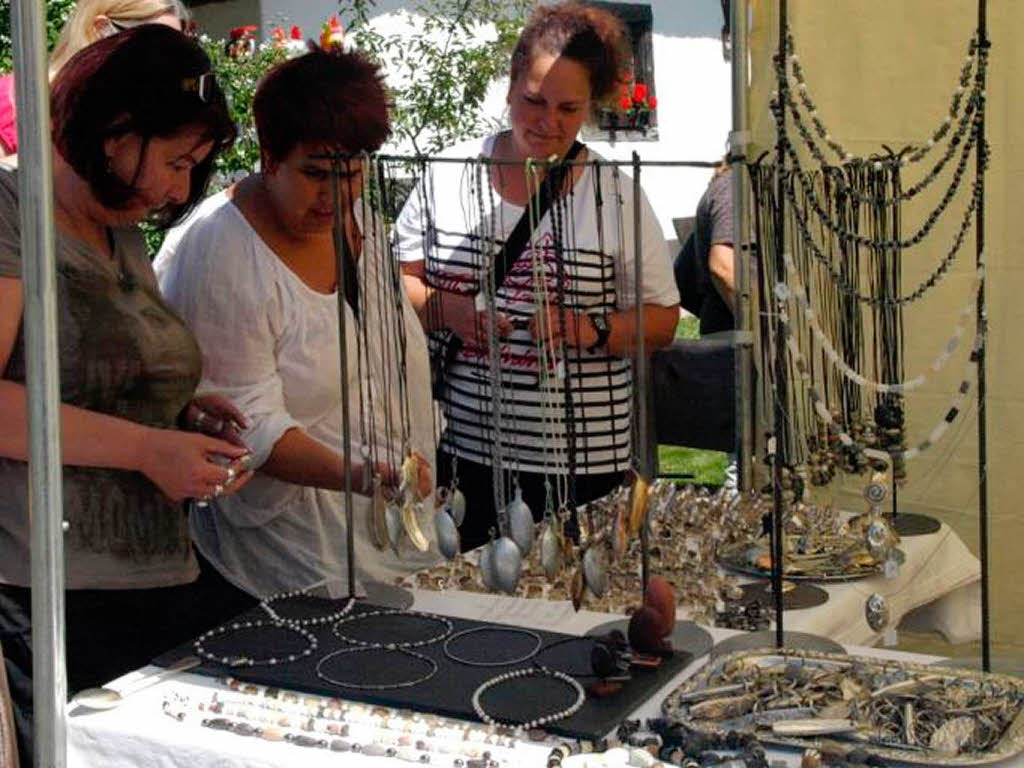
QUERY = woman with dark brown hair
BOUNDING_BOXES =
[397,0,680,551]
[0,25,247,763]
[156,49,438,602]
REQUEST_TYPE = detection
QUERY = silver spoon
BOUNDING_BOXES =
[71,655,202,710]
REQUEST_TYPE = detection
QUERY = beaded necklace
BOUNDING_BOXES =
[192,619,318,667]
[778,254,984,394]
[780,27,983,169]
[471,666,585,732]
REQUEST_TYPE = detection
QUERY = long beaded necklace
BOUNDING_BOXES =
[778,255,984,393]
[780,27,983,169]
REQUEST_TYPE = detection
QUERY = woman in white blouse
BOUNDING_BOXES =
[155,49,438,598]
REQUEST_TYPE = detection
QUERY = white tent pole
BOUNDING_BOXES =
[11,0,68,766]
[730,0,753,492]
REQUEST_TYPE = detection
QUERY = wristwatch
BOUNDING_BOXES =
[586,312,611,354]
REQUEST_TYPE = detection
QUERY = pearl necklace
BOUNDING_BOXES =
[316,646,438,690]
[471,666,585,731]
[259,589,356,627]
[331,608,454,649]
[193,619,317,667]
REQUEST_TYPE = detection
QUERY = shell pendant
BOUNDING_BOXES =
[538,519,564,580]
[434,505,460,560]
[449,487,466,527]
[506,486,534,556]
[582,542,608,598]
[490,536,523,594]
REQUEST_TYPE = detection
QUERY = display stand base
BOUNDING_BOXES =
[737,581,830,611]
[891,512,941,537]
[586,619,714,661]
[710,630,843,659]
[360,581,414,609]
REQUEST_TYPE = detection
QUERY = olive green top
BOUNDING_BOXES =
[0,162,201,589]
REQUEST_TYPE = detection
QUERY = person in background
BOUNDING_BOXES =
[156,48,437,601]
[0,0,188,157]
[0,26,247,764]
[396,0,680,551]
[683,162,740,491]
[692,163,736,337]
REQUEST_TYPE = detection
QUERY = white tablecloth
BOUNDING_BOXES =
[66,578,1018,768]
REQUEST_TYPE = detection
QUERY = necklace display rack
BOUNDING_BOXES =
[383,150,726,654]
[746,0,990,662]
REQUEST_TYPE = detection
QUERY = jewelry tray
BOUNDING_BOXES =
[661,649,1024,766]
[154,600,693,742]
[716,541,887,583]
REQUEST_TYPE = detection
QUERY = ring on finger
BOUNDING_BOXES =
[225,467,236,485]
[213,484,225,498]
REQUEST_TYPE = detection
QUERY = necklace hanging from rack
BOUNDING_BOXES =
[476,158,522,596]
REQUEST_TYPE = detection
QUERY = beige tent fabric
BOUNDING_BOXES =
[0,641,18,768]
[745,1,1021,663]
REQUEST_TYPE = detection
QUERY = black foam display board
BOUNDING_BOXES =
[154,600,692,742]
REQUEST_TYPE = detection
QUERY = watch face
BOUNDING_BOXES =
[590,313,609,333]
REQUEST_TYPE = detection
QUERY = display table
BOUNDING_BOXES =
[66,583,1016,768]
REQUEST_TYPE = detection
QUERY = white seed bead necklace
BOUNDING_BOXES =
[259,590,356,627]
[471,666,585,731]
[331,608,453,649]
[193,619,318,667]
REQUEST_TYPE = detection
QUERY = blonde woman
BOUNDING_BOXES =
[0,0,187,156]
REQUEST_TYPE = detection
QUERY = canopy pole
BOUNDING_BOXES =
[12,0,68,765]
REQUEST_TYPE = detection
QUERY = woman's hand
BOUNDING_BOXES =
[137,429,252,502]
[373,453,433,500]
[446,293,512,345]
[528,303,596,350]
[182,395,249,448]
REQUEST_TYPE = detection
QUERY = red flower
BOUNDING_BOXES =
[632,83,648,103]
[619,94,633,111]
[229,24,258,40]
[647,95,658,109]
[290,25,302,40]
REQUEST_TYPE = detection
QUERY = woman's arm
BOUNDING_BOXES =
[0,277,247,501]
[529,302,679,358]
[400,260,510,341]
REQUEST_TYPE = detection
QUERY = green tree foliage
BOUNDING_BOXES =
[199,37,287,188]
[0,0,76,73]
[339,0,530,155]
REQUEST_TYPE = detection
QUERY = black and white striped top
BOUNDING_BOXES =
[395,136,679,475]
